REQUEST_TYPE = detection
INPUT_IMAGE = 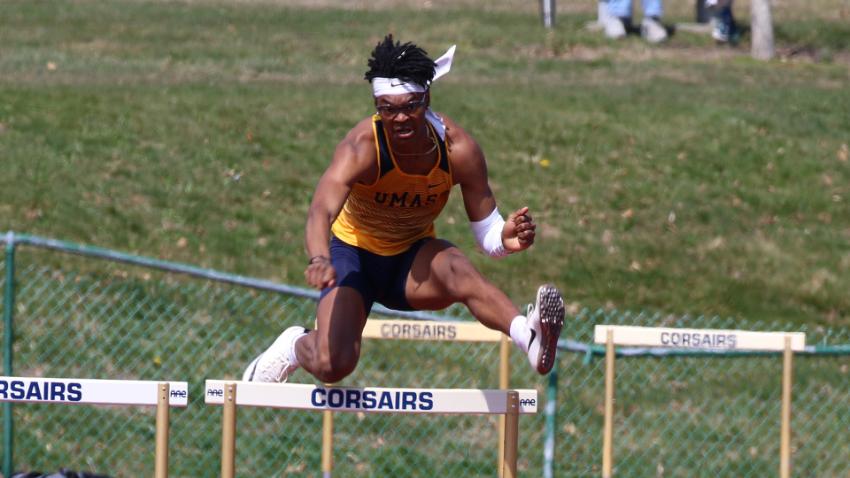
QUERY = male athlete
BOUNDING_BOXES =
[243,35,565,384]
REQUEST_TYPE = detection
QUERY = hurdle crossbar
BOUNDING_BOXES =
[206,381,536,478]
[361,318,503,342]
[593,325,805,478]
[593,325,805,351]
[0,377,188,478]
[205,381,536,414]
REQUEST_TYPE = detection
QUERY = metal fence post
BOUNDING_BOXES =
[3,231,17,478]
[540,0,556,28]
[544,361,558,478]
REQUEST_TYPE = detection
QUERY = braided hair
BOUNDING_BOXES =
[364,34,436,89]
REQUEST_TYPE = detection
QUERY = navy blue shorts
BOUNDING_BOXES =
[320,236,431,314]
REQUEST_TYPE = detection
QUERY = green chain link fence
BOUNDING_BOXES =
[1,232,848,477]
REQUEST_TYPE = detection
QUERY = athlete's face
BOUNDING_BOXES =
[374,92,429,142]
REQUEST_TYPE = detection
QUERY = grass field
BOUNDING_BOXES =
[1,0,848,326]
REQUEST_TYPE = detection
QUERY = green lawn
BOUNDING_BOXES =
[1,0,848,325]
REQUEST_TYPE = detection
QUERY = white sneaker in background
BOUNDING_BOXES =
[711,13,740,44]
[711,17,729,43]
[525,284,565,375]
[242,326,307,383]
[603,15,627,39]
[641,17,669,43]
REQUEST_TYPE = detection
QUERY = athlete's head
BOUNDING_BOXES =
[364,34,436,91]
[365,35,436,140]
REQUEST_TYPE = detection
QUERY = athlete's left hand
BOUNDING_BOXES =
[502,206,536,252]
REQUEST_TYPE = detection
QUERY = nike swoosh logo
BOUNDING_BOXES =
[248,356,261,381]
[427,182,445,189]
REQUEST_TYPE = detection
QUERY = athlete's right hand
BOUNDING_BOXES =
[305,256,337,289]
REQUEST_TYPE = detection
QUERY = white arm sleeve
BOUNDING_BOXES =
[469,207,510,258]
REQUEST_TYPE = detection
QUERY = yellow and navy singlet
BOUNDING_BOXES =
[331,114,453,256]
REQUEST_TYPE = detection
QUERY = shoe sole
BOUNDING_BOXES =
[536,284,565,374]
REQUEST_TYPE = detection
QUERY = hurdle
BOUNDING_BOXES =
[593,325,805,478]
[205,380,537,478]
[0,376,188,478]
[321,318,511,478]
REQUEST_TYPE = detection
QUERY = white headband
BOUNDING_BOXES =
[371,45,456,97]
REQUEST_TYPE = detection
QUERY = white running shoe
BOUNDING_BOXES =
[242,326,307,383]
[603,15,627,39]
[526,284,565,375]
[641,17,668,44]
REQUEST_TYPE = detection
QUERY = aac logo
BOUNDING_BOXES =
[170,389,187,398]
[207,388,224,397]
[519,398,536,407]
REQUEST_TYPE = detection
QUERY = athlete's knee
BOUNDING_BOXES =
[443,254,487,296]
[314,347,359,383]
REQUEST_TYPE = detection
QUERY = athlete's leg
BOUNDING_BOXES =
[403,239,519,334]
[242,289,366,384]
[294,286,368,383]
[403,238,565,375]
[243,237,373,384]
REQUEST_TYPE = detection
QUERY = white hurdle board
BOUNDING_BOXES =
[594,325,806,351]
[0,376,189,407]
[205,381,537,414]
[361,319,502,342]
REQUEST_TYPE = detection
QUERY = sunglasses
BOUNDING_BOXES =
[375,97,427,117]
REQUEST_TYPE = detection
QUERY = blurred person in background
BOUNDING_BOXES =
[242,34,565,385]
[601,0,670,43]
[707,0,740,44]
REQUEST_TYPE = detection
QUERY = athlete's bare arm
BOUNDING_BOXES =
[304,118,378,289]
[441,115,537,252]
